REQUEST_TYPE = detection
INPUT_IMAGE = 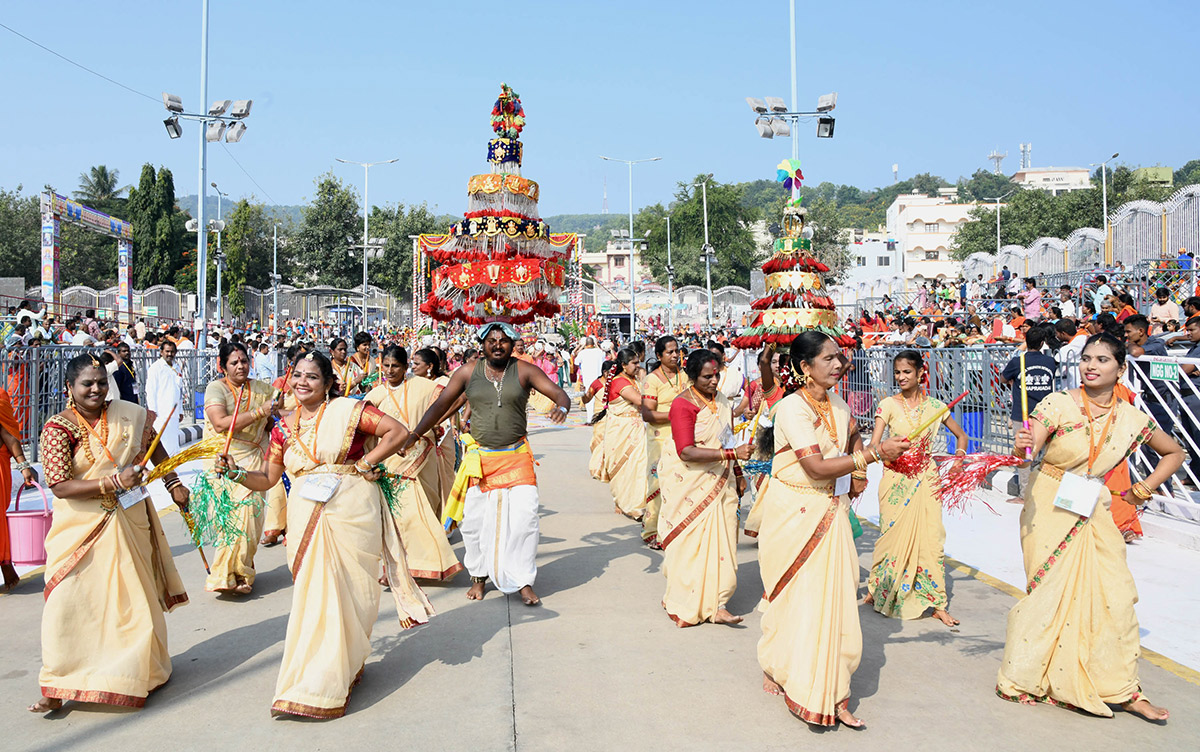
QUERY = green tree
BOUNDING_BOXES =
[367,203,443,298]
[220,199,281,315]
[956,169,1017,203]
[127,164,187,288]
[1174,159,1200,187]
[294,173,361,288]
[73,165,127,205]
[0,186,40,288]
[636,175,761,289]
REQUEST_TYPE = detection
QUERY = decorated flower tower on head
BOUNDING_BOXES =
[418,83,574,326]
[732,159,853,351]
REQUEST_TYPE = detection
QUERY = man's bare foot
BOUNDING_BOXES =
[713,608,743,625]
[28,697,62,713]
[763,673,783,696]
[1123,696,1169,721]
[519,585,540,606]
[932,609,960,626]
[2,562,20,593]
[836,708,865,728]
[863,593,874,605]
[466,580,486,600]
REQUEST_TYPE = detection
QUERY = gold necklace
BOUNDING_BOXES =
[800,387,837,442]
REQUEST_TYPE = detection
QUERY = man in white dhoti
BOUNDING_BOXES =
[144,340,183,455]
[403,322,569,605]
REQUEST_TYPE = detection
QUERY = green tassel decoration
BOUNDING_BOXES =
[187,472,265,548]
[376,471,408,516]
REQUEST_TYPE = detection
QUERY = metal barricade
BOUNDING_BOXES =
[1125,353,1200,521]
[0,346,218,462]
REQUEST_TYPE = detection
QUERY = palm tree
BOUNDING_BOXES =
[74,165,127,204]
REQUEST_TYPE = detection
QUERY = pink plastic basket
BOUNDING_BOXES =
[8,482,52,566]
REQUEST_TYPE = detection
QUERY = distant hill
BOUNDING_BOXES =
[544,213,633,252]
[177,195,305,227]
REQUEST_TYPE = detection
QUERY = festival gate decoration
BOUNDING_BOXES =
[419,84,575,325]
[732,160,853,350]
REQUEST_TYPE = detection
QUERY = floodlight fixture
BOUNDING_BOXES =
[206,121,227,142]
[162,92,184,113]
[755,116,774,139]
[764,96,788,113]
[230,99,253,118]
[225,121,247,142]
[208,99,232,116]
[770,118,791,137]
[209,219,226,232]
[186,218,199,232]
[163,116,183,139]
[745,97,767,114]
[816,117,836,138]
[816,92,838,112]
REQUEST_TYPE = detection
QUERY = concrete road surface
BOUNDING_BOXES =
[2,416,1197,751]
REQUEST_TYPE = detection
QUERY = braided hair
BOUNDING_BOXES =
[590,347,638,425]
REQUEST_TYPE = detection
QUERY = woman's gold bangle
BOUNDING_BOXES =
[851,471,867,481]
[1130,482,1153,501]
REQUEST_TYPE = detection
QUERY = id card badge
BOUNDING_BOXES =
[1052,471,1104,518]
[118,485,150,510]
[719,425,737,449]
[299,474,341,503]
[834,473,852,497]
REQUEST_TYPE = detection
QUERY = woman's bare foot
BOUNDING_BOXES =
[28,697,63,713]
[378,573,390,587]
[763,673,783,696]
[713,608,743,625]
[260,530,284,546]
[836,707,865,728]
[2,562,20,593]
[1123,530,1138,544]
[932,609,960,626]
[1123,696,1169,721]
[1005,496,1024,505]
[233,581,252,595]
[863,593,874,605]
[519,584,540,606]
[466,580,486,600]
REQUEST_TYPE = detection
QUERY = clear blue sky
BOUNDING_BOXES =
[2,0,1197,217]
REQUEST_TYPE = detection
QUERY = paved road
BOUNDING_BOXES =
[2,417,1198,751]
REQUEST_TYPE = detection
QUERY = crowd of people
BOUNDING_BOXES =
[0,292,1181,729]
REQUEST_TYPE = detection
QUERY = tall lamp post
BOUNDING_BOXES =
[336,157,399,332]
[695,174,714,325]
[271,222,281,331]
[600,155,661,337]
[211,182,228,326]
[1089,152,1120,265]
[665,214,675,333]
[159,0,253,348]
[983,190,1015,256]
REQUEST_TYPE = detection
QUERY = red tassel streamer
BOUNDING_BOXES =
[931,453,1023,514]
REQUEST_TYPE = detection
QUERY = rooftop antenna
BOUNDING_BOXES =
[892,163,899,183]
[602,176,609,214]
[987,148,1007,174]
[1019,143,1032,169]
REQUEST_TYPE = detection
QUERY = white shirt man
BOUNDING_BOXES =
[145,342,184,455]
[968,277,982,300]
[253,345,277,382]
[70,326,97,346]
[1006,275,1021,296]
[574,337,606,420]
[1058,291,1077,320]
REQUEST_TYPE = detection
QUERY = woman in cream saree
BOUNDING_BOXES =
[756,332,906,728]
[219,352,435,719]
[413,347,454,517]
[600,348,648,520]
[202,342,277,594]
[366,345,462,581]
[866,350,968,625]
[657,349,750,626]
[33,355,190,713]
[998,334,1177,721]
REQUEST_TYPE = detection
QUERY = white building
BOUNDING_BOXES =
[1010,166,1091,196]
[842,230,902,287]
[886,192,972,287]
[578,231,647,292]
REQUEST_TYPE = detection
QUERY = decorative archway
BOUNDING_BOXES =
[40,191,134,326]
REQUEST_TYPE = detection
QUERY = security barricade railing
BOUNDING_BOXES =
[0,346,220,462]
[1125,353,1200,522]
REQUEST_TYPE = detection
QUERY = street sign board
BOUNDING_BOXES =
[1149,361,1179,382]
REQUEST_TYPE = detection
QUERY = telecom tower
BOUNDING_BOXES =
[892,163,899,183]
[987,148,1008,174]
[602,177,608,214]
[1019,143,1032,169]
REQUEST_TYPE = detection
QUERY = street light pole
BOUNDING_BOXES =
[984,190,1015,256]
[666,214,674,333]
[211,182,227,327]
[196,0,210,346]
[600,155,661,338]
[336,157,398,332]
[272,223,279,330]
